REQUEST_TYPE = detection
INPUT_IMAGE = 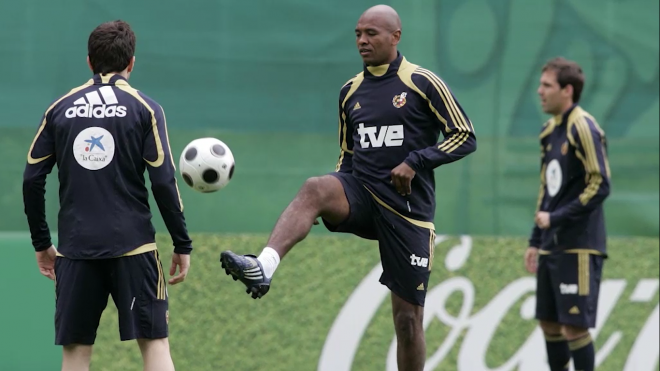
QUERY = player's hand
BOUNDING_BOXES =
[535,211,551,229]
[36,245,57,280]
[524,247,539,274]
[391,162,416,196]
[169,253,190,285]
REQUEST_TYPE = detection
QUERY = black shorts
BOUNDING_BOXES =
[535,252,604,328]
[322,172,435,307]
[54,250,169,346]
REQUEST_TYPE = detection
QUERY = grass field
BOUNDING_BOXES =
[50,233,655,371]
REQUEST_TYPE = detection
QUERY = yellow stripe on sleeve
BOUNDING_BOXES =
[415,68,472,133]
[27,81,93,164]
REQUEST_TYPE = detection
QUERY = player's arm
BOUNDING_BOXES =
[23,109,57,252]
[335,81,354,173]
[405,69,477,171]
[141,97,193,255]
[550,117,611,226]
[529,144,548,247]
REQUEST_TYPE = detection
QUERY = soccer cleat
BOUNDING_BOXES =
[220,250,271,299]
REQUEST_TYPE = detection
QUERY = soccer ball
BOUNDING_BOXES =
[179,137,235,193]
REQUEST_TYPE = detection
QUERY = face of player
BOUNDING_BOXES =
[537,69,573,116]
[355,18,400,66]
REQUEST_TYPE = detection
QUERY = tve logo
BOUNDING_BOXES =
[357,123,404,148]
[410,254,429,268]
[560,283,578,295]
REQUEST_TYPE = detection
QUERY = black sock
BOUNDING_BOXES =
[569,333,595,371]
[544,333,571,371]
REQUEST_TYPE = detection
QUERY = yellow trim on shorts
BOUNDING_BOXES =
[537,248,595,296]
[564,248,604,256]
[55,243,158,258]
[538,248,604,256]
[428,230,436,271]
[121,243,158,256]
[363,187,436,230]
[154,250,166,300]
[577,251,590,296]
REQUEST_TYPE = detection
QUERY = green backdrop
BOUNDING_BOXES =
[1,1,658,370]
[1,0,658,238]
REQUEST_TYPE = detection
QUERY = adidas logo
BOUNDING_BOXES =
[65,86,127,119]
[353,102,361,110]
[417,283,425,291]
[569,306,580,314]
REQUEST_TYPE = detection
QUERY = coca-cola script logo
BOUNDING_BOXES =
[318,236,659,371]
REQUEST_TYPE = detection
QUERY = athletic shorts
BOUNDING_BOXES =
[54,250,169,346]
[535,252,604,328]
[322,171,435,307]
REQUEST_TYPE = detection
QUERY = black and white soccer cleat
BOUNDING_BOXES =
[220,250,271,299]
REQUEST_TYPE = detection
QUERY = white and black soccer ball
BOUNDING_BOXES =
[179,137,235,193]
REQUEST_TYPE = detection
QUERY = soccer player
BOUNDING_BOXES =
[22,20,192,371]
[524,57,611,371]
[220,5,476,370]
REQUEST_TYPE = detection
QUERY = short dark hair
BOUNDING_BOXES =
[87,20,136,75]
[542,57,585,103]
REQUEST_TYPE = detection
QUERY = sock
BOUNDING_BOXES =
[569,333,595,371]
[544,333,571,371]
[257,247,280,279]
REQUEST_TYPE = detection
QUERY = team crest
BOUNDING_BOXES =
[392,92,407,108]
[561,141,568,155]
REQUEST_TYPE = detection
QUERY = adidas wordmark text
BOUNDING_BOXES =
[65,86,127,119]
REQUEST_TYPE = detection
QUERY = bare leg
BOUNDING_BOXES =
[391,292,426,371]
[265,175,349,259]
[62,344,93,371]
[539,320,563,335]
[137,338,175,371]
[220,174,350,298]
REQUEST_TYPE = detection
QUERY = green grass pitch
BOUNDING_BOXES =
[80,233,659,371]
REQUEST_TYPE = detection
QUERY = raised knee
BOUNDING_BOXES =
[393,310,422,345]
[300,176,332,202]
[301,176,322,193]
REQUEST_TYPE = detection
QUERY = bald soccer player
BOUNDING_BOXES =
[220,5,476,369]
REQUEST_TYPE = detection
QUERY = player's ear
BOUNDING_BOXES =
[563,83,574,100]
[86,56,94,73]
[392,30,401,45]
[127,56,135,73]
